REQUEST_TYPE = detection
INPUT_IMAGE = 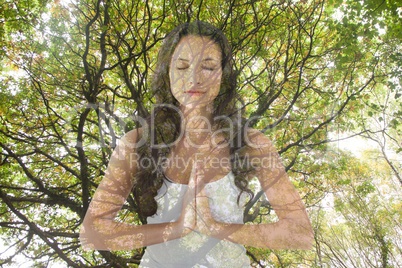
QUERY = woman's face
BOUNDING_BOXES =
[169,35,222,108]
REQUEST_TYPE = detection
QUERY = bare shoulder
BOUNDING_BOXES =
[108,128,144,164]
[244,128,275,153]
[103,128,144,188]
[243,128,286,186]
[118,128,144,148]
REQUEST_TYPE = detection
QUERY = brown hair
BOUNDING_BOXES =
[133,21,253,222]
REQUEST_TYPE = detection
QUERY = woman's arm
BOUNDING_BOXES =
[194,129,314,250]
[79,129,192,251]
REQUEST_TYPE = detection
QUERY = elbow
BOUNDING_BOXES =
[79,223,93,250]
[296,227,314,250]
[304,224,315,249]
[79,219,97,250]
[258,219,314,250]
[282,218,314,250]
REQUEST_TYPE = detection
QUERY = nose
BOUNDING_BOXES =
[189,67,201,85]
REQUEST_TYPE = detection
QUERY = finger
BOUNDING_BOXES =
[189,160,203,189]
[183,177,196,208]
[195,183,209,211]
[188,161,204,196]
[183,207,196,233]
[186,172,199,210]
[197,196,209,211]
[195,160,203,173]
[195,195,213,233]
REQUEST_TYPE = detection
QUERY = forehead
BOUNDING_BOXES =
[172,35,221,59]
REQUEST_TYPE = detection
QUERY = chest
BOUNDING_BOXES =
[163,134,231,184]
[149,172,246,224]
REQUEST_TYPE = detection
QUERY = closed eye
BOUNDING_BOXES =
[176,63,190,70]
[176,58,190,70]
[201,65,217,71]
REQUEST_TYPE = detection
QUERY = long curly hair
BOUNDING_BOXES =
[132,21,253,222]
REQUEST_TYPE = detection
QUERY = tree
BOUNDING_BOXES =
[314,151,401,268]
[1,0,401,266]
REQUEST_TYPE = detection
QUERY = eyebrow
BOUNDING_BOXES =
[177,57,219,62]
[177,57,189,62]
[202,57,218,62]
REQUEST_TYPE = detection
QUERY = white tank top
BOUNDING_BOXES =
[139,172,251,267]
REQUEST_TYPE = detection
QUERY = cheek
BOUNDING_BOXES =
[170,71,185,90]
[209,76,222,98]
[209,72,222,87]
[216,74,222,85]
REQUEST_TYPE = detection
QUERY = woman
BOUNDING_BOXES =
[80,21,313,267]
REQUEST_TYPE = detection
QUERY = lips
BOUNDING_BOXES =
[184,89,205,95]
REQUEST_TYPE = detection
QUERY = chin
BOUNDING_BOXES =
[182,103,207,109]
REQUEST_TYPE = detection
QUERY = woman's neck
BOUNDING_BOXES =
[181,104,214,134]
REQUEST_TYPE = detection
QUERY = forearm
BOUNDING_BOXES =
[80,219,185,251]
[205,219,313,250]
